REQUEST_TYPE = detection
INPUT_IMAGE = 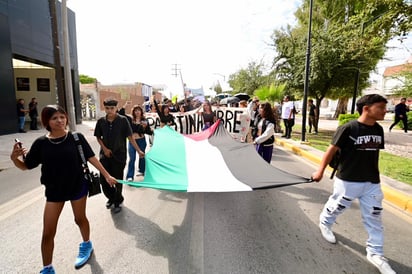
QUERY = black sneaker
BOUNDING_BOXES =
[113,205,122,213]
[106,200,113,209]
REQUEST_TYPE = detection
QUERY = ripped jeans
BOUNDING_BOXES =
[320,177,384,256]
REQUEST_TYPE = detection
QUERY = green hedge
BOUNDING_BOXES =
[338,111,411,129]
[337,113,359,126]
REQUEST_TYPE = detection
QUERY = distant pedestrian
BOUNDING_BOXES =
[16,98,29,133]
[312,94,396,274]
[94,99,144,213]
[10,105,117,274]
[389,97,409,133]
[29,97,39,130]
[281,95,295,139]
[308,99,318,134]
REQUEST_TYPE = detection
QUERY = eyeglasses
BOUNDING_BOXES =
[105,106,116,110]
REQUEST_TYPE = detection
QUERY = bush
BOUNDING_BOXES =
[337,113,359,126]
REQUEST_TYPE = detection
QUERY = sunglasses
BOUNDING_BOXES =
[105,106,116,110]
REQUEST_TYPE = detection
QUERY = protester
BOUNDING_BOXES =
[10,105,117,273]
[389,97,409,133]
[154,96,176,128]
[247,98,259,142]
[29,97,39,130]
[312,94,396,274]
[120,104,153,181]
[94,99,144,213]
[308,99,318,134]
[16,98,29,133]
[198,100,216,130]
[281,95,295,139]
[239,100,248,108]
[253,102,276,163]
[166,99,178,112]
[272,103,283,133]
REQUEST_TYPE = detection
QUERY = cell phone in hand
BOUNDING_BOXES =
[15,138,25,159]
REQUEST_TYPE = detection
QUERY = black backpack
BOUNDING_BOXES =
[329,121,359,179]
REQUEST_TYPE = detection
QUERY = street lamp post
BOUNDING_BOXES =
[301,0,314,142]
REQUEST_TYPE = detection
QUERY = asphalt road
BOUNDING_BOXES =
[1,145,411,274]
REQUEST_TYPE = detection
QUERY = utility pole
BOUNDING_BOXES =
[48,0,65,108]
[301,0,313,142]
[61,0,76,130]
[171,64,185,95]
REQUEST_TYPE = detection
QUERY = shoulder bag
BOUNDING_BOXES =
[73,133,101,197]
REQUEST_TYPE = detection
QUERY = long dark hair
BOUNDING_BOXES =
[131,105,145,121]
[259,102,275,123]
[41,105,69,131]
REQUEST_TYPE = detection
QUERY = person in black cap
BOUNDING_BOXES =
[94,98,145,213]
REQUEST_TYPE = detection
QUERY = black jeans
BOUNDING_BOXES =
[29,115,38,129]
[100,158,126,206]
[283,119,295,138]
[389,115,408,132]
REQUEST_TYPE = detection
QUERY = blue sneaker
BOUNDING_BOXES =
[74,241,93,269]
[40,266,55,274]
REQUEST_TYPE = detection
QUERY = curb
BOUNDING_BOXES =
[275,138,412,215]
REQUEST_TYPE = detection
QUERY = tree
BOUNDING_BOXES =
[212,82,223,94]
[254,83,286,104]
[270,0,412,117]
[392,64,412,97]
[228,61,268,95]
[79,74,97,84]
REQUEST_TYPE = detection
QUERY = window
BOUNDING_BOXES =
[16,77,30,91]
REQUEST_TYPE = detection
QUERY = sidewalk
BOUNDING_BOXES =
[276,117,412,215]
[1,120,411,215]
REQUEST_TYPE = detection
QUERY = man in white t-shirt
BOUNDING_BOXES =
[281,95,295,138]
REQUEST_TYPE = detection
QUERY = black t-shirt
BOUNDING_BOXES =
[202,112,216,124]
[16,103,25,117]
[29,102,38,117]
[332,120,384,183]
[24,132,94,200]
[94,114,132,163]
[309,104,316,116]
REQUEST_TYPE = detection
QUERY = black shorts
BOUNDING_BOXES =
[45,180,88,202]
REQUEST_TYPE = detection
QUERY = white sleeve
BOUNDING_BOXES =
[255,122,275,144]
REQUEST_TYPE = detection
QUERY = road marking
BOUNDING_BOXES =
[188,193,204,274]
[0,186,44,221]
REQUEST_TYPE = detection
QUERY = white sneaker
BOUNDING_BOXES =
[319,223,336,244]
[127,178,133,182]
[367,254,396,274]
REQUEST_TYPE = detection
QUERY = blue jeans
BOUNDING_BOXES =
[126,138,147,179]
[320,177,384,255]
[18,116,25,131]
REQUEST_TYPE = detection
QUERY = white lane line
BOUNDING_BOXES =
[188,193,204,274]
[0,186,44,221]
